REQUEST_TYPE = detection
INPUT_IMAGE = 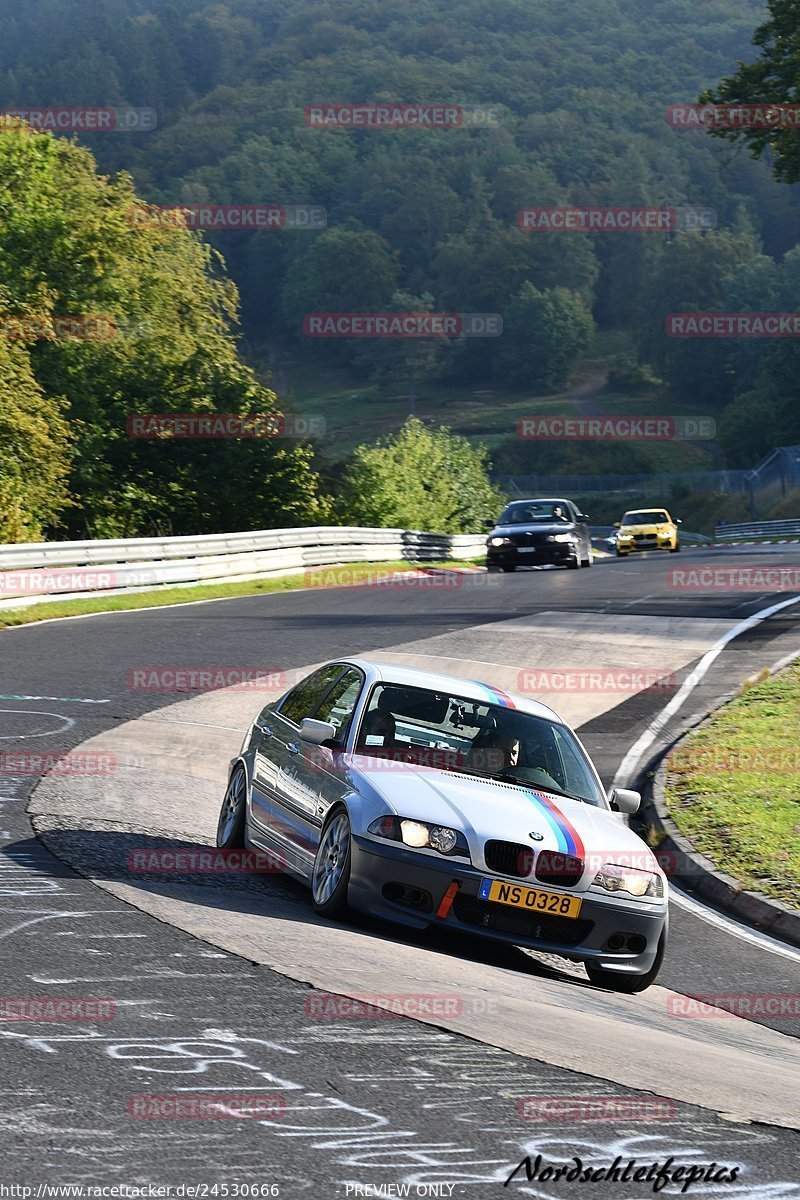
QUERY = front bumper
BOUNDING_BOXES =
[617,537,674,554]
[486,542,577,568]
[349,835,667,976]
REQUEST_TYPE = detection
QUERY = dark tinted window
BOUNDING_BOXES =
[279,664,344,725]
[315,668,363,736]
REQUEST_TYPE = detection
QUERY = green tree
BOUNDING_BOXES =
[0,338,72,542]
[702,0,800,183]
[0,121,328,537]
[495,283,594,390]
[336,417,503,533]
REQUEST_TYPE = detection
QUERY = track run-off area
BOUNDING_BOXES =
[1,544,799,1195]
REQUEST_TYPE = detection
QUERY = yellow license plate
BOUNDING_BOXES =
[479,878,582,918]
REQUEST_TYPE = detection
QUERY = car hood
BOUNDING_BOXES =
[346,758,659,885]
[620,523,672,534]
[490,522,576,536]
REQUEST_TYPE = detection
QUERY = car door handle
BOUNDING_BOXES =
[286,742,300,755]
[255,722,273,737]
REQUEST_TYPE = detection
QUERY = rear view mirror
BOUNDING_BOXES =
[609,787,641,815]
[299,717,337,746]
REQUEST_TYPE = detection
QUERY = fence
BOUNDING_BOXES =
[497,469,750,499]
[714,519,800,541]
[744,446,800,516]
[0,526,487,611]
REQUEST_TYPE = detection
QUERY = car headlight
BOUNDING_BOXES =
[592,864,664,898]
[368,816,469,857]
[488,536,511,547]
[546,532,574,543]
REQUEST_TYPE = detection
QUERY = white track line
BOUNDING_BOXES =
[613,592,800,961]
[613,592,800,788]
[669,886,800,964]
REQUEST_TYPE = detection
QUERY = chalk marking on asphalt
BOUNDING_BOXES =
[613,593,800,789]
[0,709,75,740]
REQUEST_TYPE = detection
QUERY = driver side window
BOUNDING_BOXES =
[279,665,343,726]
[315,669,363,739]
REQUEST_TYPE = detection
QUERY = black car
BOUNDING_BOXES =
[485,497,593,572]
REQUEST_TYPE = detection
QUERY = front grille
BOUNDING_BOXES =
[633,533,656,542]
[535,850,584,888]
[453,894,593,946]
[510,531,548,547]
[484,840,533,878]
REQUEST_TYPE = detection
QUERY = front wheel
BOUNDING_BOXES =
[669,542,681,553]
[216,766,247,849]
[501,564,517,573]
[585,930,666,993]
[616,548,626,557]
[312,809,352,917]
[567,555,580,569]
[581,551,593,568]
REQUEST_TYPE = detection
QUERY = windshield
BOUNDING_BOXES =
[499,500,570,525]
[622,510,668,524]
[353,682,606,807]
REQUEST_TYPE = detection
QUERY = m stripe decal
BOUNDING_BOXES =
[525,789,585,859]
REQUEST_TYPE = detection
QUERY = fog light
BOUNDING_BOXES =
[429,826,458,854]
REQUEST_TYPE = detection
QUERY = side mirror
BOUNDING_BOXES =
[299,717,337,746]
[576,513,588,523]
[484,519,496,529]
[676,518,683,525]
[609,787,641,815]
[613,521,621,528]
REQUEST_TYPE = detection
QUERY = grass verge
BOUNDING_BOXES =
[0,560,478,630]
[664,662,800,908]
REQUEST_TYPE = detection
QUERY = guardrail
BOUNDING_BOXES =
[0,526,487,611]
[714,519,800,541]
[590,526,711,545]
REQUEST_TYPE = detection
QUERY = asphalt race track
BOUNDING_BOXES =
[1,545,799,1196]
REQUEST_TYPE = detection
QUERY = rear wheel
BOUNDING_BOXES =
[216,767,247,849]
[585,930,666,993]
[312,809,352,918]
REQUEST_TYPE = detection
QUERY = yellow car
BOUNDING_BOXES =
[614,508,681,556]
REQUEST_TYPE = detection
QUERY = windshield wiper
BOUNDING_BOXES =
[488,773,588,803]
